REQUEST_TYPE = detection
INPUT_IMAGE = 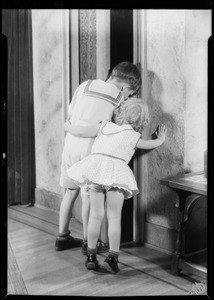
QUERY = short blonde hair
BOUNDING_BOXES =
[112,98,149,133]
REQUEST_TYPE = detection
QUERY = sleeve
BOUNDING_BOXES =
[130,131,141,149]
[68,81,88,120]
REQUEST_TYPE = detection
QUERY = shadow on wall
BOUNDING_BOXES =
[140,69,186,250]
[146,69,185,177]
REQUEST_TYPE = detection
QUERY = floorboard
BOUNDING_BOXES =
[8,239,28,295]
[8,204,83,239]
[7,205,207,296]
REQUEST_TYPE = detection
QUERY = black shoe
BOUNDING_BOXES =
[82,240,88,255]
[55,235,82,251]
[85,254,98,270]
[103,255,119,274]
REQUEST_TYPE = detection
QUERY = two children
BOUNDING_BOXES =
[66,98,167,273]
[56,62,142,254]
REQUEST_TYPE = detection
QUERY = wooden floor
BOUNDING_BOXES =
[7,205,207,296]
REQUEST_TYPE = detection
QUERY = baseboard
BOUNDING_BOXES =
[34,187,83,222]
[144,221,177,254]
[35,187,62,212]
[34,202,59,214]
[143,242,173,255]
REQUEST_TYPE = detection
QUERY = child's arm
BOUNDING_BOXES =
[64,120,101,138]
[136,124,166,150]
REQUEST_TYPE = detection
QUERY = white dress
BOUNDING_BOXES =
[60,79,124,188]
[67,122,141,199]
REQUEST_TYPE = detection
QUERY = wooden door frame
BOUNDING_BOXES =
[133,9,148,245]
[110,9,136,244]
[68,9,141,243]
[133,9,142,244]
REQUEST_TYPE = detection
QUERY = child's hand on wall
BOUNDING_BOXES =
[156,124,166,143]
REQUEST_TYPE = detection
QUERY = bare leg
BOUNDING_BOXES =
[82,192,108,243]
[99,208,109,243]
[59,188,80,234]
[87,189,105,249]
[106,190,124,252]
[81,192,90,240]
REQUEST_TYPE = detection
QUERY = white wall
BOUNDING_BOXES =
[184,10,210,172]
[136,9,211,248]
[32,10,69,200]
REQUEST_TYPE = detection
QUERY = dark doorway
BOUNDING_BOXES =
[110,9,134,244]
[2,10,35,205]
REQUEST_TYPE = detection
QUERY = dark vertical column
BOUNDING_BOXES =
[110,9,134,243]
[110,10,133,69]
[2,10,35,205]
[207,35,213,291]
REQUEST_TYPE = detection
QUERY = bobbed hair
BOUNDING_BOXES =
[112,98,150,133]
[110,61,142,94]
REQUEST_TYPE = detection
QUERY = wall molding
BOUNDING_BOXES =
[79,9,97,83]
[96,9,110,80]
[35,187,62,212]
[70,9,79,96]
[144,221,177,254]
[133,10,150,244]
[62,9,70,124]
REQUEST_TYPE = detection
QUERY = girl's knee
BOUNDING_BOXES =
[89,188,105,220]
[90,208,105,222]
[106,190,124,219]
[107,212,121,222]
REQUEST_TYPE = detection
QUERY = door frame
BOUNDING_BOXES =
[133,9,147,244]
[68,9,142,243]
[133,9,142,244]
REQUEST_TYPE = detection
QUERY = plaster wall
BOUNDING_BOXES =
[138,10,211,244]
[32,10,65,202]
[31,10,108,217]
[184,10,210,172]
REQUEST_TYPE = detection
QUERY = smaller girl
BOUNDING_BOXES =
[66,98,166,274]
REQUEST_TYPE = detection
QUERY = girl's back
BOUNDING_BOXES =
[91,122,141,164]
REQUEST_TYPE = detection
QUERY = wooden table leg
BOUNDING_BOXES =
[171,190,188,275]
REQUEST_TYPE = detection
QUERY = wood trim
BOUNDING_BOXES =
[133,10,143,243]
[133,10,149,244]
[144,221,177,254]
[34,187,62,212]
[70,9,79,97]
[133,9,142,68]
[79,10,97,83]
[96,9,110,81]
[62,10,70,124]
[133,10,139,243]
